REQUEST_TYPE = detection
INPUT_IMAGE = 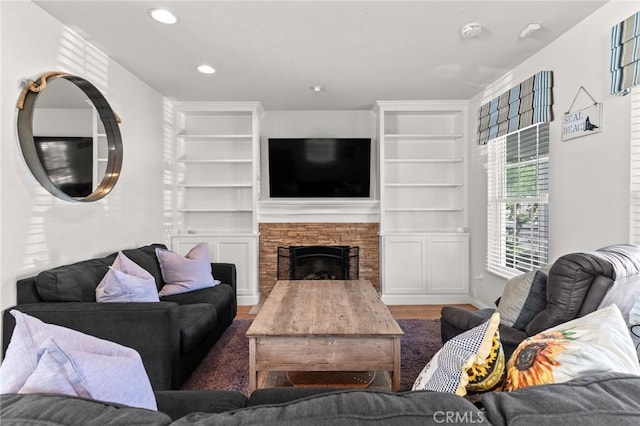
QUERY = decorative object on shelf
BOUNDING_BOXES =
[562,86,602,141]
[16,71,123,202]
[611,11,639,96]
[477,70,553,145]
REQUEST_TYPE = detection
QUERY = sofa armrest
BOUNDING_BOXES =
[212,263,236,293]
[16,277,43,303]
[2,302,180,390]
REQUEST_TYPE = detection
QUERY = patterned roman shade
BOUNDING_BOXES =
[478,71,554,145]
[611,11,640,96]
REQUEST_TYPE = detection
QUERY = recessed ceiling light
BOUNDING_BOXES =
[460,22,482,39]
[149,8,179,25]
[311,85,323,93]
[197,65,216,74]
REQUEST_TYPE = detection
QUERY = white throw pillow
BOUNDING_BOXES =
[504,304,640,391]
[0,310,156,411]
[156,243,219,296]
[96,251,159,303]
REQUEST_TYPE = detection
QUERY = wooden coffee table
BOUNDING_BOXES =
[246,280,403,393]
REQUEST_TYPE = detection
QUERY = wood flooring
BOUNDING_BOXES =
[237,303,476,320]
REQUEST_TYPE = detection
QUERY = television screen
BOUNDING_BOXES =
[268,138,371,198]
[34,136,93,197]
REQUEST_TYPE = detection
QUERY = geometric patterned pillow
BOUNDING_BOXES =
[466,328,506,393]
[413,312,500,395]
[504,305,640,391]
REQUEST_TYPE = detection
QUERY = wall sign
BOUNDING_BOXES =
[562,86,602,141]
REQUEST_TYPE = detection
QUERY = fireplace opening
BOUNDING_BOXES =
[277,246,359,280]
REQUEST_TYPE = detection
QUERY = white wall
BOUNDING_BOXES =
[468,1,639,306]
[0,1,166,313]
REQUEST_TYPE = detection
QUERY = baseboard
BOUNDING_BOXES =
[469,298,493,310]
[380,294,476,305]
[237,295,260,306]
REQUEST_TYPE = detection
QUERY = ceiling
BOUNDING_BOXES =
[35,0,609,111]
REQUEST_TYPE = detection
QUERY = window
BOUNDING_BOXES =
[487,123,549,278]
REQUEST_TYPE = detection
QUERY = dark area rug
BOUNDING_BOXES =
[182,318,442,394]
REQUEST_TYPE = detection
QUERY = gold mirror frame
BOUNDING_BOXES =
[16,72,123,202]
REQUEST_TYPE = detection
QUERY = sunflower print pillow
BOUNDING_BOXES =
[466,328,506,393]
[503,305,640,391]
[412,312,500,395]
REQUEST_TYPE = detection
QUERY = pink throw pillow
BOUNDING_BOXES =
[96,252,159,303]
[156,243,219,296]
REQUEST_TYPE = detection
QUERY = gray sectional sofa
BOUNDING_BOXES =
[1,243,237,390]
[2,372,640,425]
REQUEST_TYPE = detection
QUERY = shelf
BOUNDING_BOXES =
[384,183,463,187]
[176,134,253,140]
[178,208,253,213]
[384,133,463,140]
[385,207,464,212]
[384,158,463,163]
[177,183,253,188]
[177,159,252,164]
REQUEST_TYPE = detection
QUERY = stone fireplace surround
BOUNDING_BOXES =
[259,223,379,300]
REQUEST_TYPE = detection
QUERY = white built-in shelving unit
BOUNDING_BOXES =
[376,101,470,304]
[170,102,262,305]
[92,109,108,191]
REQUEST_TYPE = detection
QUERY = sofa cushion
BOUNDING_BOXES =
[178,304,218,353]
[155,390,248,421]
[162,284,235,324]
[0,393,172,426]
[483,373,640,426]
[172,390,488,426]
[504,305,640,391]
[35,254,117,302]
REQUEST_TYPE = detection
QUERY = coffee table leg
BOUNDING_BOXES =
[392,337,401,391]
[249,337,257,393]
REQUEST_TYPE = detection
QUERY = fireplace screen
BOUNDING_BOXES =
[277,245,359,280]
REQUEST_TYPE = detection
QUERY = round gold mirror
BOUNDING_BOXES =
[16,72,122,202]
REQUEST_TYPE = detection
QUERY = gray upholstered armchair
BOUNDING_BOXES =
[441,245,640,360]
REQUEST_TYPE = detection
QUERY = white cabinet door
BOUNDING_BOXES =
[381,234,469,303]
[171,235,259,305]
[381,235,427,295]
[426,235,469,294]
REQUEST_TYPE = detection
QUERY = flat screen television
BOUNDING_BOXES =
[33,136,93,197]
[268,138,371,198]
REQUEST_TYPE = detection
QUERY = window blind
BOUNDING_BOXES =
[488,123,549,278]
[478,71,553,145]
[611,11,640,95]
